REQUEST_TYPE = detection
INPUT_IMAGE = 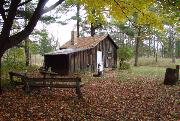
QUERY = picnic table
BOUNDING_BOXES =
[9,71,82,98]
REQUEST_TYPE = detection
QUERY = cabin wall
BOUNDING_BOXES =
[95,38,117,68]
[68,49,96,74]
[45,37,117,75]
[68,38,118,74]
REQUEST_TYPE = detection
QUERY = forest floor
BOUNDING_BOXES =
[0,66,179,120]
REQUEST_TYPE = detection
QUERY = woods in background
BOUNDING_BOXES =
[0,0,179,92]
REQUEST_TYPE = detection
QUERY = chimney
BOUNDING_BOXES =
[71,31,77,45]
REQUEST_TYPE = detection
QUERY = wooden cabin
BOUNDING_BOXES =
[44,32,118,75]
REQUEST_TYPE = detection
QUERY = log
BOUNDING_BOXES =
[164,68,178,85]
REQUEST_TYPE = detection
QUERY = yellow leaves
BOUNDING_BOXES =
[136,11,163,30]
[76,0,107,24]
[86,9,105,25]
[76,0,165,30]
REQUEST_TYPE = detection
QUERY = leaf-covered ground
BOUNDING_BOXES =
[0,69,179,120]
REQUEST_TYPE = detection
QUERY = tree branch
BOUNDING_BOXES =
[18,0,33,7]
[43,0,64,14]
[167,0,177,6]
[1,0,21,37]
[0,6,6,21]
[114,0,138,28]
[119,0,145,16]
[8,0,49,49]
[0,0,6,21]
[5,0,64,50]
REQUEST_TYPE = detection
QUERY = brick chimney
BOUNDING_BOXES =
[71,31,77,45]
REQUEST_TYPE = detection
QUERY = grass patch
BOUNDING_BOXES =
[129,57,179,68]
[117,57,179,83]
[130,66,165,77]
[118,66,166,83]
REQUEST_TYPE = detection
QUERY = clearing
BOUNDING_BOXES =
[0,66,179,120]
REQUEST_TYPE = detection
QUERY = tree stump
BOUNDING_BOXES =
[164,68,178,85]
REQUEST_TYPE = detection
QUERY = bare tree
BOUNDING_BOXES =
[0,0,64,93]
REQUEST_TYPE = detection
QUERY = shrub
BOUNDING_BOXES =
[119,62,131,70]
[2,59,26,81]
[118,46,133,70]
[2,59,26,71]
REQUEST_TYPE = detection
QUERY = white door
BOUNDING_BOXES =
[97,51,103,72]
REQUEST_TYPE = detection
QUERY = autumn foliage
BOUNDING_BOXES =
[0,69,179,120]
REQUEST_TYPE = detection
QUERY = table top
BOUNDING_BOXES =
[39,70,58,76]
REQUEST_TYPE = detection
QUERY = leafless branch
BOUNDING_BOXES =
[1,0,21,37]
[0,0,6,21]
[0,7,6,21]
[43,0,65,14]
[8,0,48,48]
[18,0,33,7]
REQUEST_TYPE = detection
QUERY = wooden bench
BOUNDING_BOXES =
[9,71,82,98]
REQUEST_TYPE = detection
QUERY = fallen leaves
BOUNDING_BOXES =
[0,69,179,120]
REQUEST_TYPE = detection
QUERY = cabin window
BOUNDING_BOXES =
[108,51,112,54]
[107,57,111,59]
[98,43,102,51]
[107,51,112,59]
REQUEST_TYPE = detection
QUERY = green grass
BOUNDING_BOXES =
[129,66,165,77]
[117,66,167,86]
[129,57,180,68]
[118,57,179,83]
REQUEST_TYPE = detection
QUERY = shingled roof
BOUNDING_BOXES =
[61,34,118,49]
[45,48,86,55]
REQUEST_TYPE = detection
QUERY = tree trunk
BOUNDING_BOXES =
[90,23,96,36]
[0,0,63,95]
[148,39,151,58]
[120,33,124,46]
[172,41,176,63]
[161,44,164,58]
[134,27,141,66]
[155,52,158,62]
[24,3,30,67]
[0,54,3,94]
[90,9,96,36]
[25,38,30,66]
[140,40,144,57]
[134,38,140,66]
[153,36,156,58]
[171,26,176,63]
[13,49,16,63]
[168,38,172,58]
[76,3,80,38]
[155,41,158,62]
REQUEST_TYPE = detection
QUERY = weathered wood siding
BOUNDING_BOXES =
[68,49,94,74]
[45,36,118,75]
[67,37,117,74]
[95,37,117,68]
